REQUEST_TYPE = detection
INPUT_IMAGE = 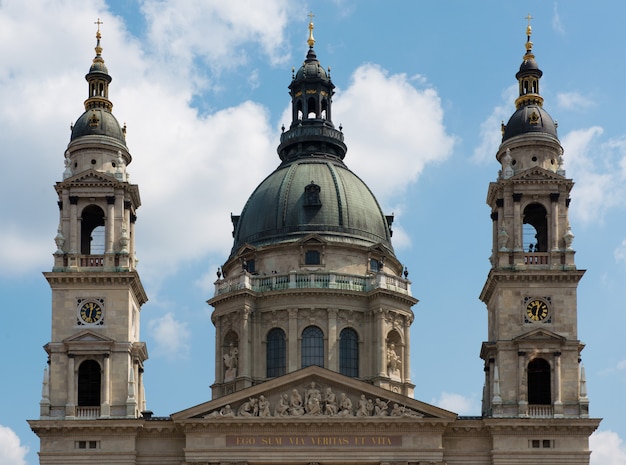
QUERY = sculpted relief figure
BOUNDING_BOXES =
[338,393,353,416]
[258,395,271,417]
[386,342,401,379]
[237,397,258,417]
[275,393,290,417]
[289,389,305,416]
[324,387,338,415]
[223,343,239,382]
[356,394,370,417]
[305,382,322,415]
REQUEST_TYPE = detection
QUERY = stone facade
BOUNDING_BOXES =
[29,20,600,465]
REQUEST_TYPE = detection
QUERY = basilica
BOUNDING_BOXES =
[28,18,600,465]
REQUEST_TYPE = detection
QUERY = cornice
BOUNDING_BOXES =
[44,271,148,305]
[480,269,585,303]
[28,418,179,436]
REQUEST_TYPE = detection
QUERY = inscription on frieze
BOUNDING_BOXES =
[226,435,402,447]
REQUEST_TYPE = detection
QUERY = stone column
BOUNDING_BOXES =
[106,196,115,253]
[239,307,250,379]
[65,354,76,419]
[550,193,560,252]
[288,309,298,372]
[101,354,110,418]
[553,351,563,417]
[512,193,523,252]
[214,317,223,385]
[517,351,528,416]
[69,196,79,254]
[376,309,386,376]
[403,316,412,383]
[328,309,338,371]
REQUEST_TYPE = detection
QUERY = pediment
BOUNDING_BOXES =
[172,366,456,421]
[513,328,566,344]
[64,330,115,354]
[64,330,115,344]
[511,167,567,182]
[298,234,327,246]
[234,244,258,257]
[367,244,388,255]
[62,169,117,185]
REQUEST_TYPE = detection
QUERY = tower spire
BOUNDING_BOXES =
[84,19,113,112]
[307,12,315,48]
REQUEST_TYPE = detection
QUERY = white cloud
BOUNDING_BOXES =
[332,64,455,207]
[590,430,626,465]
[148,312,191,359]
[471,84,517,164]
[431,392,479,415]
[141,0,297,77]
[560,126,626,225]
[552,2,565,35]
[556,91,595,111]
[0,425,28,465]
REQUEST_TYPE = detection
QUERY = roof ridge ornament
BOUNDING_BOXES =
[307,11,315,48]
[524,13,534,53]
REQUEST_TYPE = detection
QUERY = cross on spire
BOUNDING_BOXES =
[94,18,103,34]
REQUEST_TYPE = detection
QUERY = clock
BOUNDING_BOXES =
[79,300,103,324]
[526,298,549,321]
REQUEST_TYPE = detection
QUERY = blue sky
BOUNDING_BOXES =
[1,1,625,464]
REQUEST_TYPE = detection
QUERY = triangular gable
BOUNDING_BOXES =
[234,244,258,257]
[513,327,566,344]
[172,365,456,421]
[62,169,118,185]
[367,244,388,255]
[298,234,327,246]
[510,167,570,182]
[63,330,115,355]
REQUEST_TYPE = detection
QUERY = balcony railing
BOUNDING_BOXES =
[528,404,553,418]
[76,406,100,419]
[215,271,411,297]
[524,253,549,266]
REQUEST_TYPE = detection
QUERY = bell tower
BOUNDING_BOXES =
[479,21,588,419]
[40,23,148,420]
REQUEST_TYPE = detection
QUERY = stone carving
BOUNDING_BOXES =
[387,343,401,379]
[324,387,338,415]
[289,389,305,416]
[223,343,238,382]
[204,384,424,419]
[338,393,353,416]
[305,382,322,415]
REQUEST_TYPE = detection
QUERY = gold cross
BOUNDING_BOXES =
[525,13,533,28]
[94,18,103,32]
[308,11,315,24]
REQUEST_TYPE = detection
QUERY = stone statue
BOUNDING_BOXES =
[223,343,238,382]
[305,382,322,415]
[274,393,289,416]
[324,387,337,415]
[258,395,271,417]
[356,394,369,417]
[289,389,305,416]
[386,343,401,378]
[338,393,352,416]
[237,397,258,417]
[374,398,389,416]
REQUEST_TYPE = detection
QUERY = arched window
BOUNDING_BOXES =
[528,358,551,405]
[77,360,101,407]
[301,325,324,368]
[523,203,548,252]
[81,205,105,254]
[266,328,286,378]
[307,97,317,119]
[339,328,359,377]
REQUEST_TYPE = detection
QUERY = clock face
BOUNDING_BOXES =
[79,300,103,324]
[526,299,549,321]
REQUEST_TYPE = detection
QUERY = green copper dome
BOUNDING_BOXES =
[231,157,394,256]
[230,21,394,259]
